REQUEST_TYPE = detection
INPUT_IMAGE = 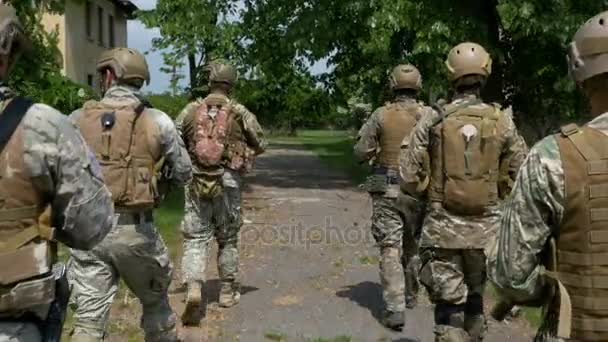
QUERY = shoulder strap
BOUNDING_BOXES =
[0,96,34,154]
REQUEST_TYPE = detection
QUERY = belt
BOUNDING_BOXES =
[372,167,399,185]
[116,211,154,225]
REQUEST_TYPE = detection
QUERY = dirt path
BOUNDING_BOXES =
[170,143,533,342]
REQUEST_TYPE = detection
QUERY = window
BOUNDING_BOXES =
[97,6,104,46]
[108,15,115,47]
[85,1,92,38]
[87,74,94,87]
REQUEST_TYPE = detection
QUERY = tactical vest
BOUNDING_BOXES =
[556,124,608,341]
[0,122,55,315]
[77,100,161,211]
[184,94,252,173]
[429,99,504,215]
[377,102,421,169]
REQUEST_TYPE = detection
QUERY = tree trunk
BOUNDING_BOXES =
[188,53,197,98]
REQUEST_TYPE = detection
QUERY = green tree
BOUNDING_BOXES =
[8,0,95,113]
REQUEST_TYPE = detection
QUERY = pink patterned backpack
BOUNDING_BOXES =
[193,94,233,167]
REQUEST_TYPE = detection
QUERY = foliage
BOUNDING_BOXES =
[146,92,190,119]
[9,0,96,114]
[138,0,242,97]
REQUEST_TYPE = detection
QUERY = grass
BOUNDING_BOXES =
[270,130,370,184]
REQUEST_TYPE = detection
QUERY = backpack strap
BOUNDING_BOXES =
[0,96,34,155]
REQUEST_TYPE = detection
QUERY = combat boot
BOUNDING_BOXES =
[219,281,240,308]
[435,325,471,342]
[382,310,405,331]
[181,281,202,326]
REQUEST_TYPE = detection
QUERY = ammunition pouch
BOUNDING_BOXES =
[193,174,224,200]
[365,168,399,194]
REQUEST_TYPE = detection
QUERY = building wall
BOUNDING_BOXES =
[43,0,129,90]
[41,13,67,71]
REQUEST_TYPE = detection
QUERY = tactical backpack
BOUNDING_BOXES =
[193,94,233,168]
[377,102,422,169]
[429,99,503,215]
[77,100,161,211]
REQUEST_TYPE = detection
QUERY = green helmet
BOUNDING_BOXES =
[206,60,238,85]
[568,11,608,83]
[0,4,32,58]
[96,48,150,85]
[389,64,422,91]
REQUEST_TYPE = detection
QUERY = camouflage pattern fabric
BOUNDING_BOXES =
[0,323,41,341]
[68,221,176,342]
[181,170,243,285]
[355,96,427,314]
[486,114,608,304]
[0,86,114,340]
[372,195,423,312]
[67,85,192,342]
[420,248,486,305]
[400,94,527,249]
[0,87,114,250]
[176,97,268,173]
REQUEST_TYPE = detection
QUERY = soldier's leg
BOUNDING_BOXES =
[216,184,243,308]
[402,196,424,309]
[462,249,487,342]
[113,222,177,342]
[0,322,41,342]
[181,186,215,323]
[419,248,470,342]
[68,248,118,342]
[371,195,406,329]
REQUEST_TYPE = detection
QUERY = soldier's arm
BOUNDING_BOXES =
[353,108,382,162]
[23,105,113,250]
[399,107,437,195]
[68,108,83,125]
[488,136,564,304]
[234,103,267,155]
[150,109,193,187]
[499,114,529,189]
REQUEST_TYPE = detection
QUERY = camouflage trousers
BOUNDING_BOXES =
[371,194,423,313]
[419,248,487,341]
[68,215,177,342]
[0,322,40,341]
[181,177,243,286]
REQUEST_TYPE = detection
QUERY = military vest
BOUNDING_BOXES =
[183,94,253,173]
[0,115,55,315]
[77,100,161,211]
[556,124,608,341]
[377,102,421,169]
[428,99,504,215]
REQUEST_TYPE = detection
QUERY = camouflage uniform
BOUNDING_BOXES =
[401,93,526,340]
[68,85,193,342]
[354,95,427,316]
[0,87,114,341]
[176,97,266,306]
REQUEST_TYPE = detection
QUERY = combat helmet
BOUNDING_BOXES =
[389,64,422,91]
[0,4,32,59]
[445,42,492,83]
[96,48,150,85]
[206,60,238,86]
[568,11,608,83]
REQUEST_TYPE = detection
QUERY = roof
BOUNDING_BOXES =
[111,0,138,19]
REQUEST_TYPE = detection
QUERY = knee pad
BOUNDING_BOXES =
[435,302,465,327]
[465,294,484,316]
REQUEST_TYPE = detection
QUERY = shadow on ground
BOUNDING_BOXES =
[336,281,384,323]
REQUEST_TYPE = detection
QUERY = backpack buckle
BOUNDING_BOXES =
[561,124,579,137]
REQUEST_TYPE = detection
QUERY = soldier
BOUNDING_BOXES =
[354,64,428,330]
[0,4,114,341]
[176,60,266,325]
[489,11,608,342]
[400,43,526,341]
[68,48,193,342]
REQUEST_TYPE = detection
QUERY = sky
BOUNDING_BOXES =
[127,0,330,93]
[127,0,180,93]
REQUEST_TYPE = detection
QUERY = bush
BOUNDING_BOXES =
[147,93,190,119]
